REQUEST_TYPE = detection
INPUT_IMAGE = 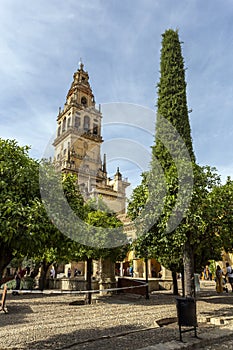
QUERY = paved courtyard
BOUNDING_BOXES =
[0,283,233,349]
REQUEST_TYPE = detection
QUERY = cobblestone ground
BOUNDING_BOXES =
[0,283,233,350]
[199,339,233,350]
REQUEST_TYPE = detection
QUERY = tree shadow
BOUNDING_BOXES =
[0,303,33,326]
[201,306,233,318]
[18,316,233,350]
[197,294,233,306]
[94,292,177,306]
[197,293,233,319]
[18,322,179,350]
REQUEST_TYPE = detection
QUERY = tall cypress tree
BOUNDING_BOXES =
[154,29,195,164]
[152,29,196,296]
[128,29,216,297]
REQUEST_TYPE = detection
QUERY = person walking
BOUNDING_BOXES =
[67,268,71,278]
[215,265,223,293]
[204,266,209,280]
[129,265,134,277]
[12,271,21,295]
[226,262,233,292]
[15,272,21,289]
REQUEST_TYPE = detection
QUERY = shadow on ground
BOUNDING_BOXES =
[0,303,33,326]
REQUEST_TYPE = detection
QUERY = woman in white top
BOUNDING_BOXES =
[226,262,233,292]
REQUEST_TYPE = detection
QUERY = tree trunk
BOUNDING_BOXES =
[86,258,92,305]
[39,260,51,290]
[172,271,178,295]
[0,245,13,283]
[183,238,194,297]
[181,265,185,297]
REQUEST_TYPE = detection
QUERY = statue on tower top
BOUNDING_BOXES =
[78,58,84,71]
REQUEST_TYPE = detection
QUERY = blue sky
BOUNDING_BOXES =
[1,0,233,192]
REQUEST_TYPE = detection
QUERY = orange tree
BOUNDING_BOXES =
[0,139,40,278]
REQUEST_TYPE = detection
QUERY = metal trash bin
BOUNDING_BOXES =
[176,297,197,341]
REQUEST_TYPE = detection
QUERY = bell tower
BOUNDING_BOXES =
[53,61,104,193]
[53,61,129,213]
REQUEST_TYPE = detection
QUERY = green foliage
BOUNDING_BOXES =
[128,158,222,273]
[85,196,111,213]
[0,142,87,276]
[0,276,35,290]
[127,172,149,220]
[29,166,88,267]
[207,177,233,253]
[0,139,40,273]
[156,29,195,163]
[0,138,128,280]
[87,210,122,229]
[62,173,85,220]
[1,279,16,290]
[84,197,129,262]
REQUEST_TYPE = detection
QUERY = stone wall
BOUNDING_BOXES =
[48,278,99,291]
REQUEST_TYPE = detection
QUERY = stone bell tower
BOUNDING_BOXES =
[53,61,129,213]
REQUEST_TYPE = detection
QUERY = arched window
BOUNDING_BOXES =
[93,123,98,135]
[57,125,61,137]
[62,117,66,132]
[75,116,80,128]
[84,115,90,132]
[81,96,87,106]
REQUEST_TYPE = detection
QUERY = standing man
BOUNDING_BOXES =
[15,271,21,290]
[226,262,233,292]
[50,266,55,279]
[67,268,71,278]
[12,271,21,295]
[129,265,134,278]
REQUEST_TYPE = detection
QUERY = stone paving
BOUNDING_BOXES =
[0,281,232,349]
[199,339,233,350]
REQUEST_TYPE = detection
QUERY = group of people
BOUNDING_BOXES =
[50,267,82,279]
[215,262,233,293]
[203,265,213,280]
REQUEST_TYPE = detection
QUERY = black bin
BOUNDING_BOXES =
[176,297,197,326]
